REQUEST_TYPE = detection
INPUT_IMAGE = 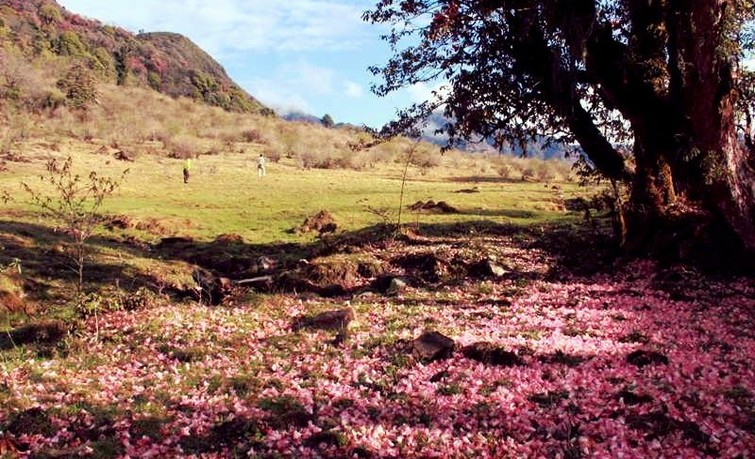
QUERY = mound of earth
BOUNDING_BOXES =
[408,200,458,213]
[296,211,338,235]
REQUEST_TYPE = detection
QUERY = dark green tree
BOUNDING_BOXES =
[321,113,335,128]
[366,0,755,254]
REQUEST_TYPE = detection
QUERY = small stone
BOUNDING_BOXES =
[386,277,407,295]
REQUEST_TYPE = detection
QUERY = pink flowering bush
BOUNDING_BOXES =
[1,236,753,458]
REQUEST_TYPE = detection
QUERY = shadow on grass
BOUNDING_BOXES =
[458,208,538,219]
[0,215,621,310]
[444,175,530,184]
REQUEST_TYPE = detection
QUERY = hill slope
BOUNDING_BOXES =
[0,0,268,113]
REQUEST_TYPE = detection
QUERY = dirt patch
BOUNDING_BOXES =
[296,210,338,235]
[214,233,244,244]
[408,200,458,213]
[105,215,193,236]
[0,271,31,314]
[454,187,480,194]
[0,291,28,314]
[105,215,133,230]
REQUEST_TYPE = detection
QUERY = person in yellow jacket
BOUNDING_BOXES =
[183,158,191,184]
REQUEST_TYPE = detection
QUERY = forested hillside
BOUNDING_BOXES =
[0,0,267,113]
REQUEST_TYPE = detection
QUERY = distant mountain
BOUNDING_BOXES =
[281,111,367,131]
[282,111,324,124]
[0,0,269,114]
[420,111,571,160]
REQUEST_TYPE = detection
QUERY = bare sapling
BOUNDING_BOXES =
[22,156,128,292]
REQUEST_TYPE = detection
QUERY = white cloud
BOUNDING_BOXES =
[238,60,350,113]
[284,61,337,95]
[57,0,371,55]
[241,76,312,114]
[343,81,363,97]
[407,81,450,104]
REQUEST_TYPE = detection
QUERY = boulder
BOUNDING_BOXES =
[411,331,455,362]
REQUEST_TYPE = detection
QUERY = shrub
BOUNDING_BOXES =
[54,31,88,57]
[57,63,98,109]
[166,137,197,159]
[241,128,267,143]
[39,4,62,25]
[263,147,281,163]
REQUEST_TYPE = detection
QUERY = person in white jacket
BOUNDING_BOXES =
[257,154,266,177]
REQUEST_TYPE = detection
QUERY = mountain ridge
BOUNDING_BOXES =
[0,0,269,114]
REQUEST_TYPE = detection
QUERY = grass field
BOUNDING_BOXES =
[1,138,587,244]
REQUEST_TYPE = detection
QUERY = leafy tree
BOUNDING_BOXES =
[365,0,755,253]
[38,3,61,27]
[321,113,335,128]
[57,63,97,109]
[21,156,128,291]
[54,31,87,57]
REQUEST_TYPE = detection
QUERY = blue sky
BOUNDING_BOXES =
[55,0,436,129]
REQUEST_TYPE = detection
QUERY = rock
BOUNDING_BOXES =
[462,342,524,366]
[626,349,669,367]
[486,261,507,277]
[411,331,455,362]
[292,308,354,332]
[113,150,135,162]
[385,277,408,295]
[469,258,507,278]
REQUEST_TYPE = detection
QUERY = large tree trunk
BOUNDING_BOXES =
[672,0,755,251]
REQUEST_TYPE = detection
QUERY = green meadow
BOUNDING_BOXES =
[1,140,586,245]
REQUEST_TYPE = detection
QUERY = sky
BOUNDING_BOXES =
[52,2,755,129]
[55,0,434,129]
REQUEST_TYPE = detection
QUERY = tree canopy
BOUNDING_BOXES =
[366,0,755,256]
